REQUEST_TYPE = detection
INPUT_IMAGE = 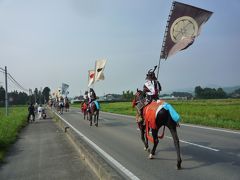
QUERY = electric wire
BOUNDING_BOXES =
[0,66,29,93]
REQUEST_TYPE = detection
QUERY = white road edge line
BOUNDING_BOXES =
[180,124,240,135]
[165,136,220,152]
[54,112,140,180]
[136,129,220,152]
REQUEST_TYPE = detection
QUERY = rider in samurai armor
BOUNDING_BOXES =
[87,88,97,111]
[136,66,162,122]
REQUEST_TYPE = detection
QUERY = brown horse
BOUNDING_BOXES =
[65,101,70,112]
[89,101,99,127]
[133,89,182,169]
[81,102,88,120]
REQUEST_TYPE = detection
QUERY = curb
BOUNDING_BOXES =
[49,110,125,180]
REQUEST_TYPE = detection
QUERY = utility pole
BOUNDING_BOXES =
[5,66,8,116]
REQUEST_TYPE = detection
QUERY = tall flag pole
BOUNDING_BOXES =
[157,2,175,79]
[157,1,213,79]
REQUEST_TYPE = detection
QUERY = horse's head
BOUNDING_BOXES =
[132,89,145,108]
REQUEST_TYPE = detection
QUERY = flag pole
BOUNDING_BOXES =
[156,58,161,80]
[157,2,175,80]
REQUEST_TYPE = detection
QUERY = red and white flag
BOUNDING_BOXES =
[88,70,95,87]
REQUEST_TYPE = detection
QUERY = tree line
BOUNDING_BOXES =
[0,86,50,106]
[195,86,240,99]
[121,86,240,100]
[1,85,239,106]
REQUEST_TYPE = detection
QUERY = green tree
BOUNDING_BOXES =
[195,86,203,98]
[122,90,134,101]
[0,86,5,106]
[216,88,227,98]
[194,86,227,99]
[34,88,40,103]
[8,91,28,105]
[42,87,51,103]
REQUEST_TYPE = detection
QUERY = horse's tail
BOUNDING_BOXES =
[158,126,165,139]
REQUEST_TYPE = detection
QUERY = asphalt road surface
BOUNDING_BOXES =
[0,117,97,180]
[58,107,240,180]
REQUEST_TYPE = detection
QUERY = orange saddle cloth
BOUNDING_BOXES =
[143,101,164,130]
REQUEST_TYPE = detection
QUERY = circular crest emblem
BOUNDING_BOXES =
[170,16,198,43]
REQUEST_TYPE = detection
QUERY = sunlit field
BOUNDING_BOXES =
[82,99,240,130]
[0,106,27,161]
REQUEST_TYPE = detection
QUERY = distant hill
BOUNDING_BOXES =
[222,86,240,94]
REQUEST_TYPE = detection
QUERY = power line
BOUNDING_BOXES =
[0,69,5,74]
[0,66,28,93]
[7,73,28,92]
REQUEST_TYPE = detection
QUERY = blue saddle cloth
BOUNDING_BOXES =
[93,100,100,110]
[162,103,180,123]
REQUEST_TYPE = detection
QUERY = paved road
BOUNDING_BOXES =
[0,117,97,180]
[59,108,240,180]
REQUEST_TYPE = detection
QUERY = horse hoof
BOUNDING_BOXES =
[144,147,150,152]
[177,160,182,170]
[149,154,154,159]
[176,165,182,170]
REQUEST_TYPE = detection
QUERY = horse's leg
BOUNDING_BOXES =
[95,111,99,127]
[138,122,148,150]
[94,114,96,125]
[169,127,182,169]
[149,129,159,159]
[89,113,92,126]
[94,112,96,124]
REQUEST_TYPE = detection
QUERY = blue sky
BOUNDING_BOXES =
[0,0,239,96]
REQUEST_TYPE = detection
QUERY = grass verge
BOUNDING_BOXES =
[0,106,27,162]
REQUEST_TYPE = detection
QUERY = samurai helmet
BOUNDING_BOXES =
[146,65,157,80]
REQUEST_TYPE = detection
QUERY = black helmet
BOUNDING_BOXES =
[146,65,157,80]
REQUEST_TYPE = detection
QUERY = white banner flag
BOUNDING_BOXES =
[94,59,107,82]
[62,83,69,95]
[88,70,95,87]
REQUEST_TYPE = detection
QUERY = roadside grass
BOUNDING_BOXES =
[0,106,27,162]
[72,99,240,130]
[167,99,240,130]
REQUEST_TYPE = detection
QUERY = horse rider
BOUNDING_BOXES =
[87,88,97,111]
[143,65,162,103]
[83,91,89,103]
[137,66,162,122]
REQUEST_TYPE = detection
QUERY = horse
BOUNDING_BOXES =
[132,89,182,169]
[65,101,70,112]
[81,102,89,120]
[89,101,99,127]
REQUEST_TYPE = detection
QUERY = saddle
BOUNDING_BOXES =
[143,100,164,130]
